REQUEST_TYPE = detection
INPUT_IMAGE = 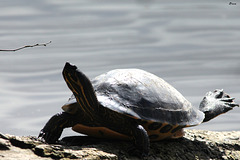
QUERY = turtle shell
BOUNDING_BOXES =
[92,69,204,127]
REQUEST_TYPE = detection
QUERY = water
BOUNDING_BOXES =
[0,0,240,138]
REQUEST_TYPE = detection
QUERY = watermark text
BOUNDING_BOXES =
[229,2,237,5]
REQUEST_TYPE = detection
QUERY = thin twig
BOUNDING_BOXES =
[0,41,52,52]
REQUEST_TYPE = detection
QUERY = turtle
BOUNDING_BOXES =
[39,62,239,156]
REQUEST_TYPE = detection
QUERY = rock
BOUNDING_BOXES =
[0,138,11,150]
[0,130,240,160]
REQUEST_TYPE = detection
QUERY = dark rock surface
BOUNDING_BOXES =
[0,130,240,160]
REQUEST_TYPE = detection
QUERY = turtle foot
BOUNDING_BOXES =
[200,89,239,122]
[127,145,149,158]
[38,113,67,144]
[38,127,63,144]
[211,89,239,108]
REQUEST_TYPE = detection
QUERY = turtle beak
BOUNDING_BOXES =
[64,62,77,71]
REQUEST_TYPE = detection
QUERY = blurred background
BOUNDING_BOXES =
[0,0,239,138]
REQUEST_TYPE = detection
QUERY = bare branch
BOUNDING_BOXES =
[0,41,52,52]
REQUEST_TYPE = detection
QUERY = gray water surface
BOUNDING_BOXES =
[0,0,240,138]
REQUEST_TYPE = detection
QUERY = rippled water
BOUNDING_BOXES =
[0,0,240,138]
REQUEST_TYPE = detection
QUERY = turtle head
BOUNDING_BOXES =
[62,62,99,119]
[62,62,86,93]
[63,62,78,81]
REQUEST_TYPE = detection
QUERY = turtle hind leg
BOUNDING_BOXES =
[38,112,77,143]
[125,124,149,158]
[133,125,150,157]
[199,89,239,122]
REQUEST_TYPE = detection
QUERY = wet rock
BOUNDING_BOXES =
[0,130,240,160]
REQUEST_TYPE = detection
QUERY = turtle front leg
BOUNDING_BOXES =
[38,112,77,143]
[199,89,239,122]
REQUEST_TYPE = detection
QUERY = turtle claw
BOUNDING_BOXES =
[38,130,45,141]
[227,102,239,108]
[38,131,45,143]
[221,97,235,102]
[223,94,230,98]
[213,89,224,98]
